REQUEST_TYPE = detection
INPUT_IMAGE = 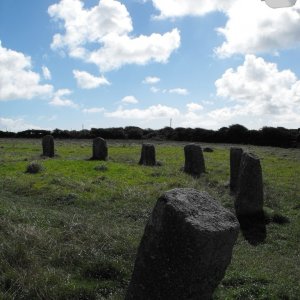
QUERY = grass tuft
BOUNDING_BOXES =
[25,161,43,174]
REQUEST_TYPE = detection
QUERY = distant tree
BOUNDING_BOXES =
[0,130,16,138]
[261,127,294,148]
[157,127,175,140]
[124,126,143,139]
[247,130,262,146]
[17,129,50,138]
[107,127,126,139]
[226,124,249,144]
[173,127,188,141]
[215,127,229,143]
[192,128,215,142]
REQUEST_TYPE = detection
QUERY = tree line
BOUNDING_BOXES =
[0,124,299,148]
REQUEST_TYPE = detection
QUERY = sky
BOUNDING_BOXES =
[1,0,300,132]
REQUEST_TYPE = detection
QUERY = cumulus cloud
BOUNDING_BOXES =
[215,1,300,57]
[0,117,43,132]
[105,104,180,119]
[152,0,300,57]
[214,55,300,126]
[42,66,52,80]
[87,29,180,71]
[0,42,53,101]
[48,0,180,71]
[121,96,139,104]
[143,76,161,84]
[73,70,110,89]
[82,107,105,113]
[49,89,78,108]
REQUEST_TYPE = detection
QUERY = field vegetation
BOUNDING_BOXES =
[0,138,299,299]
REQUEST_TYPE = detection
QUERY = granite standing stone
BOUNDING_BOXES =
[139,143,156,166]
[92,137,108,160]
[230,147,244,192]
[235,152,264,216]
[42,135,54,157]
[184,144,206,176]
[126,188,239,300]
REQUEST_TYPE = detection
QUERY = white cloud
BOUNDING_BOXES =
[88,29,180,72]
[143,76,160,84]
[82,107,105,113]
[150,87,160,93]
[187,102,203,112]
[105,104,180,120]
[152,0,300,57]
[42,66,52,80]
[151,0,235,19]
[169,88,189,95]
[49,89,78,108]
[215,1,300,57]
[0,117,43,132]
[73,70,110,89]
[121,95,139,104]
[38,115,57,121]
[0,42,53,101]
[48,0,180,72]
[214,55,300,127]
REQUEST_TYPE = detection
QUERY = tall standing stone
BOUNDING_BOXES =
[92,137,108,160]
[230,147,243,192]
[42,135,54,158]
[184,144,206,176]
[139,143,156,166]
[235,152,264,216]
[126,188,239,300]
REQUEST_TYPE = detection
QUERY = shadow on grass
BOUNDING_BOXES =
[237,211,266,246]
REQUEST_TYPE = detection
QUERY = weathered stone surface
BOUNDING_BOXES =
[92,137,108,160]
[234,152,266,245]
[42,135,54,157]
[230,147,244,192]
[184,144,206,176]
[139,143,156,166]
[126,188,239,300]
[235,152,264,216]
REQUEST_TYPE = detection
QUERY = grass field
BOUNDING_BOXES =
[0,138,299,300]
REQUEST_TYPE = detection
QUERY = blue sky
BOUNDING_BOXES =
[1,0,300,132]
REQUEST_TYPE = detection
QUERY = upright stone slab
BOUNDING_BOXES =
[126,188,239,300]
[235,152,264,216]
[184,144,206,176]
[230,147,243,192]
[92,137,108,160]
[139,143,156,166]
[42,135,54,157]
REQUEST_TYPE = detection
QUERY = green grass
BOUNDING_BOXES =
[0,138,299,299]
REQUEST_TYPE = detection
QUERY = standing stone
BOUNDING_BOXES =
[126,188,239,300]
[139,143,156,166]
[230,147,243,192]
[235,152,264,216]
[184,144,206,176]
[92,137,108,160]
[42,135,54,157]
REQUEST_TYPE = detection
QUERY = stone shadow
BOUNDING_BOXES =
[237,211,266,246]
